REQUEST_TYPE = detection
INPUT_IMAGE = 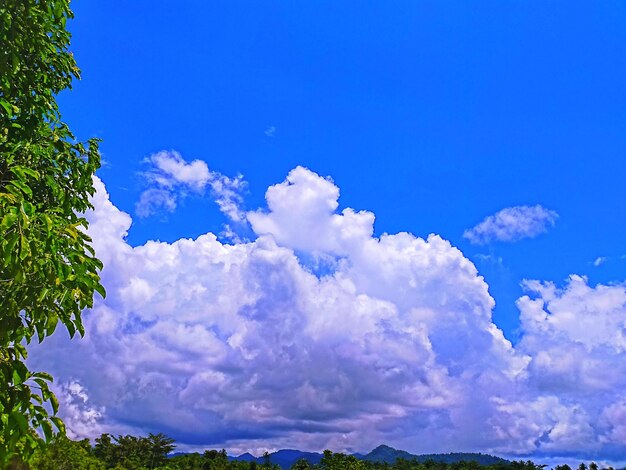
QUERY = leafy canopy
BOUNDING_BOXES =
[0,0,103,464]
[31,435,594,470]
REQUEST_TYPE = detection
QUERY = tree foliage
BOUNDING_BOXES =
[0,0,103,464]
[23,435,606,470]
[94,433,176,470]
[31,435,104,470]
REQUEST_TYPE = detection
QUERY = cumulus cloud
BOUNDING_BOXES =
[26,169,626,464]
[517,276,626,391]
[463,205,558,245]
[58,381,105,440]
[136,150,246,221]
[248,167,375,255]
[514,276,626,457]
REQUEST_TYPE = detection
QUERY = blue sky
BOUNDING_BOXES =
[36,0,626,463]
[62,0,626,337]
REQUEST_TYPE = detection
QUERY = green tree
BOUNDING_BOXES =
[290,458,312,470]
[0,0,104,464]
[170,452,203,470]
[319,450,364,470]
[262,451,271,469]
[30,434,105,470]
[203,449,230,470]
[93,433,116,468]
[92,432,176,470]
[145,432,177,469]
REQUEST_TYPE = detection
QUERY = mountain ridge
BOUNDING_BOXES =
[226,444,509,469]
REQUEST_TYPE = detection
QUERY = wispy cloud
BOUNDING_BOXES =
[264,126,276,137]
[136,150,246,221]
[593,256,607,267]
[463,205,558,245]
[135,188,177,218]
[474,253,504,266]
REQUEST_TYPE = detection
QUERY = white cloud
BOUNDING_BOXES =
[136,150,246,221]
[58,381,105,440]
[513,275,626,458]
[264,126,276,137]
[135,188,177,217]
[489,396,596,454]
[518,275,626,356]
[593,257,607,267]
[463,205,558,245]
[26,169,626,464]
[209,172,247,222]
[148,150,211,190]
[601,400,626,444]
[248,166,374,255]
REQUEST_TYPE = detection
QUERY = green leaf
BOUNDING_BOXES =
[9,411,28,434]
[50,416,65,434]
[12,369,23,386]
[32,372,53,382]
[37,288,50,302]
[95,283,106,298]
[41,420,53,443]
[33,378,49,390]
[4,234,19,262]
[8,179,33,197]
[50,393,59,415]
[0,98,12,115]
[11,166,40,180]
[0,212,17,230]
[19,233,30,260]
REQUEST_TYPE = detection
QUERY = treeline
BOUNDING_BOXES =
[7,434,612,470]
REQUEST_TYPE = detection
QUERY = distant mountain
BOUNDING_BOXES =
[234,452,256,462]
[229,449,323,468]
[414,452,508,465]
[361,445,509,466]
[267,449,324,468]
[362,444,417,463]
[227,444,508,469]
